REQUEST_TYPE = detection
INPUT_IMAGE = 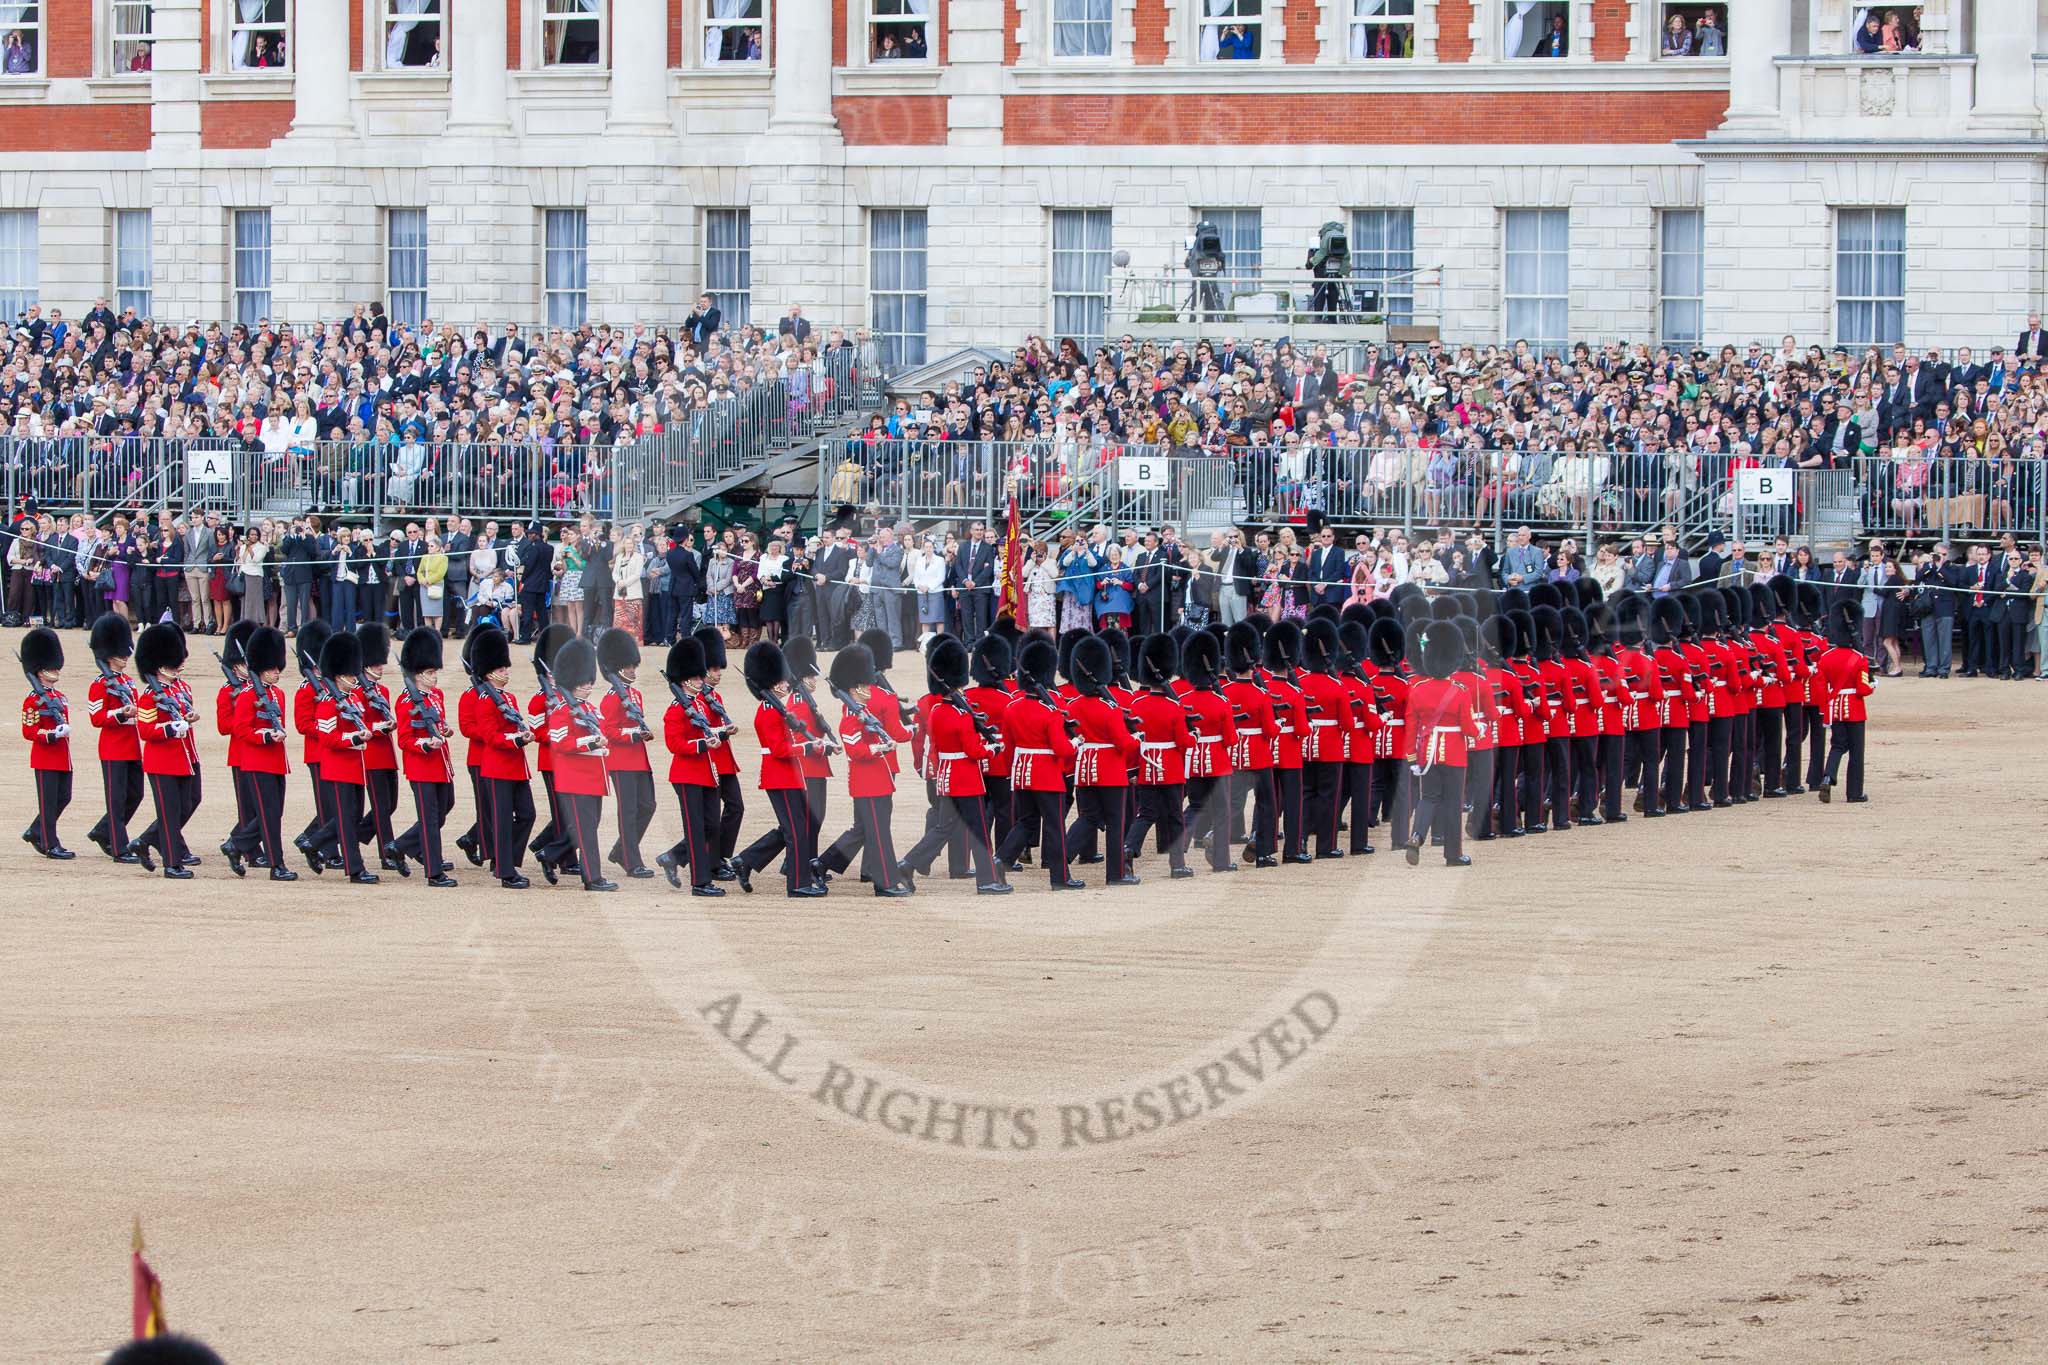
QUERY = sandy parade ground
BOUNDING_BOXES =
[4,630,2045,1363]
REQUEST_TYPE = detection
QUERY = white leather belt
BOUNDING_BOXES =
[1013,747,1054,756]
[937,751,968,760]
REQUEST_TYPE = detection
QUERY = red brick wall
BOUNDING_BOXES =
[201,99,295,148]
[350,0,365,70]
[835,94,946,143]
[1437,0,1472,62]
[1282,0,1316,63]
[1004,0,1019,63]
[46,0,91,77]
[831,0,846,65]
[0,103,150,151]
[200,0,211,69]
[1592,0,1630,60]
[1004,89,1729,143]
[506,0,521,67]
[669,0,683,68]
[1133,0,1167,63]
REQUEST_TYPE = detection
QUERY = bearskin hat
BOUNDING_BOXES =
[1528,581,1565,613]
[1178,629,1220,689]
[223,618,258,670]
[1430,593,1462,623]
[1677,592,1703,640]
[90,613,134,664]
[1225,620,1264,674]
[1649,596,1685,647]
[1204,620,1229,649]
[1071,634,1114,690]
[297,618,334,677]
[398,626,441,676]
[1055,628,1086,683]
[598,627,641,675]
[246,626,288,677]
[1388,581,1426,619]
[1018,637,1059,692]
[1795,581,1824,631]
[1498,587,1530,617]
[135,621,187,678]
[1303,617,1341,671]
[1367,597,1396,623]
[1242,610,1273,636]
[534,623,574,677]
[552,637,597,692]
[1575,577,1604,612]
[1610,590,1646,648]
[1506,608,1536,659]
[1479,613,1513,663]
[1560,605,1588,659]
[1340,602,1375,630]
[743,640,788,696]
[858,628,896,675]
[990,615,1023,648]
[1827,597,1864,649]
[1099,626,1133,684]
[829,642,878,692]
[1769,574,1798,620]
[783,635,819,682]
[356,622,391,670]
[1308,603,1340,625]
[1420,621,1464,680]
[693,626,729,671]
[1368,615,1405,671]
[1265,619,1302,670]
[469,625,512,677]
[1530,604,1563,662]
[1402,620,1430,675]
[1338,619,1370,669]
[1136,632,1178,689]
[1393,588,1431,628]
[1457,614,1481,659]
[926,635,970,693]
[319,629,363,681]
[21,625,62,677]
[1720,586,1749,636]
[970,635,1012,689]
[664,635,707,684]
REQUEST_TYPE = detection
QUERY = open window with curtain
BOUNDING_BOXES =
[868,0,930,60]
[0,210,36,320]
[870,209,929,371]
[1350,0,1414,59]
[542,0,603,65]
[1052,0,1112,57]
[1503,208,1569,357]
[109,0,154,73]
[115,209,152,319]
[1836,207,1905,346]
[1502,0,1569,58]
[383,0,442,68]
[227,0,288,70]
[231,209,272,327]
[704,0,765,63]
[1198,0,1260,60]
[0,1,40,76]
[1051,209,1112,348]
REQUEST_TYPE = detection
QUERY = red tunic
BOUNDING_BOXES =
[924,698,991,798]
[294,680,324,770]
[1536,658,1572,739]
[1298,671,1349,764]
[1404,678,1481,769]
[1340,671,1382,763]
[232,684,291,776]
[1677,643,1713,722]
[1182,686,1238,779]
[1002,694,1077,791]
[528,691,554,774]
[1651,647,1694,729]
[1817,646,1874,723]
[600,687,653,773]
[87,674,142,761]
[1262,670,1307,770]
[1128,689,1196,786]
[839,708,901,798]
[697,686,740,775]
[1508,660,1547,742]
[755,700,815,791]
[315,692,372,785]
[1450,670,1491,752]
[21,689,70,772]
[1223,679,1278,771]
[791,691,834,779]
[469,687,533,782]
[1372,670,1411,761]
[360,682,400,772]
[1070,694,1139,787]
[664,694,719,788]
[1487,665,1533,747]
[136,683,195,778]
[1590,653,1627,736]
[216,682,246,769]
[1561,656,1601,738]
[546,701,611,797]
[1616,647,1662,733]
[964,685,1017,779]
[394,686,453,785]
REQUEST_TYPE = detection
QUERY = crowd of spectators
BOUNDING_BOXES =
[1,298,880,521]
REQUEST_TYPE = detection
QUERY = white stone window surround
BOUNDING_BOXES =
[102,0,155,78]
[1828,0,1953,56]
[376,0,445,72]
[1634,2,1732,63]
[535,0,606,69]
[0,0,45,78]
[1163,0,1289,64]
[1018,0,1140,66]
[700,0,769,67]
[1462,0,1596,64]
[220,0,291,74]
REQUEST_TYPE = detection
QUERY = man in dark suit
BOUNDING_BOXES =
[952,521,996,645]
[312,518,338,622]
[666,529,703,641]
[814,527,856,647]
[2018,315,2048,363]
[1305,526,1349,609]
[1915,543,1957,677]
[442,518,473,638]
[1824,551,1857,609]
[278,518,317,634]
[1890,357,1938,428]
[1130,532,1167,636]
[512,523,552,642]
[1958,544,2001,677]
[393,522,426,631]
[1999,552,2035,680]
[490,323,528,370]
[1696,531,1730,589]
[777,306,813,345]
[684,294,722,350]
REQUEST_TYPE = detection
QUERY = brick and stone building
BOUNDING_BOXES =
[0,1,2037,361]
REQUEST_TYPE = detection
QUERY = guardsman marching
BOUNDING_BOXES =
[527,624,577,881]
[392,627,459,887]
[355,625,408,875]
[692,628,747,881]
[466,627,538,888]
[225,626,295,880]
[133,623,198,878]
[291,620,336,872]
[822,643,914,897]
[899,637,1010,894]
[1122,634,1195,878]
[1751,581,1793,799]
[1364,617,1411,848]
[453,629,496,870]
[215,619,259,869]
[1648,597,1695,816]
[84,614,143,863]
[992,637,1081,887]
[314,630,380,885]
[19,625,73,859]
[1402,620,1481,869]
[1222,621,1280,867]
[1335,616,1383,857]
[740,640,830,898]
[1815,599,1875,804]
[1062,634,1141,887]
[1262,621,1311,864]
[1175,629,1238,874]
[654,635,731,897]
[1584,599,1629,825]
[1480,613,1531,837]
[541,637,618,891]
[597,628,657,880]
[964,636,1018,857]
[1559,606,1603,825]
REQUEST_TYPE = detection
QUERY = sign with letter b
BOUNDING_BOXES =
[1118,455,1167,491]
[1737,468,1793,506]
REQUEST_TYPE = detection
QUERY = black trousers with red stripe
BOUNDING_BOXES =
[821,792,901,889]
[1302,761,1342,855]
[360,767,400,855]
[1125,782,1187,869]
[905,791,999,886]
[1178,775,1234,870]
[713,771,746,859]
[1493,742,1522,832]
[762,785,820,892]
[487,777,536,879]
[1597,733,1625,821]
[136,762,200,864]
[242,771,287,868]
[662,781,719,887]
[394,779,452,874]
[532,771,571,867]
[460,764,494,857]
[1232,767,1276,860]
[1518,739,1546,829]
[1343,762,1375,854]
[27,768,70,852]
[1065,785,1130,882]
[1465,748,1494,839]
[559,790,608,888]
[608,768,655,873]
[88,756,142,855]
[1275,766,1305,858]
[1408,766,1465,864]
[997,787,1070,882]
[1571,735,1599,818]
[142,770,195,873]
[226,764,254,854]
[327,780,367,877]
[1757,706,1785,792]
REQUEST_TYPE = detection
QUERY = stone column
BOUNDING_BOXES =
[146,0,203,153]
[287,0,354,136]
[448,0,513,132]
[768,0,838,134]
[1720,0,1790,131]
[1971,1,2042,132]
[607,0,671,133]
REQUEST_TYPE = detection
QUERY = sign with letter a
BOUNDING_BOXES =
[187,449,234,486]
